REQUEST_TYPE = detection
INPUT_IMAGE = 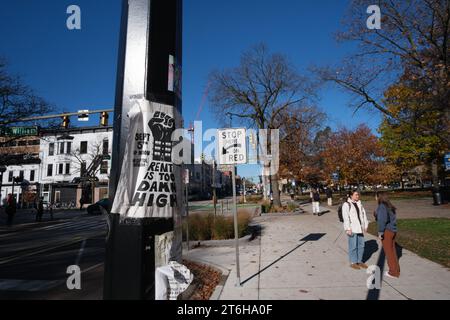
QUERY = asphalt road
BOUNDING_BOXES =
[0,211,107,300]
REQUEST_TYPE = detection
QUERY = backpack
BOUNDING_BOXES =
[313,192,320,202]
[338,202,351,223]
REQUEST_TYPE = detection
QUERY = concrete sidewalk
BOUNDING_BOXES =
[184,203,450,300]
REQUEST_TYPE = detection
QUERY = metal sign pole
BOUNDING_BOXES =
[232,165,241,286]
[185,172,189,251]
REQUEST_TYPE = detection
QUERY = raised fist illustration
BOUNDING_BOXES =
[149,111,175,162]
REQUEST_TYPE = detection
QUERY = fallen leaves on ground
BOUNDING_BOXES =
[183,260,222,300]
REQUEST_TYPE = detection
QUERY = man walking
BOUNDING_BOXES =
[5,194,16,226]
[312,189,320,216]
[326,187,333,206]
[342,190,369,270]
[36,197,44,222]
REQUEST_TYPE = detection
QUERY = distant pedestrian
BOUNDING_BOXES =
[36,197,44,222]
[312,189,320,215]
[342,190,369,270]
[375,192,400,279]
[326,187,333,206]
[5,194,16,226]
[49,202,54,220]
[79,197,84,211]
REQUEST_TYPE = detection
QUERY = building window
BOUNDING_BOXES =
[80,141,88,154]
[65,163,70,175]
[47,164,53,177]
[59,143,65,155]
[58,163,64,175]
[80,162,87,177]
[8,171,13,182]
[103,140,109,155]
[19,171,24,181]
[28,140,40,146]
[49,143,55,156]
[66,142,72,154]
[6,140,17,147]
[100,161,108,174]
[30,170,35,182]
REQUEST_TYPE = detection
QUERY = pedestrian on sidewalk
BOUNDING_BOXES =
[325,187,333,206]
[36,197,44,222]
[375,192,400,279]
[312,189,321,215]
[5,194,16,226]
[342,190,369,270]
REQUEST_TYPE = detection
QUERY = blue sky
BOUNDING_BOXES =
[0,0,382,180]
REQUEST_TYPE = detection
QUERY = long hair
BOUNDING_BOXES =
[376,192,397,214]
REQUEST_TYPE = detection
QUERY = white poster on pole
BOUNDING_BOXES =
[111,99,177,218]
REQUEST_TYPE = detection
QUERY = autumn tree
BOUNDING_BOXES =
[321,125,385,187]
[316,0,450,189]
[209,44,317,206]
[278,105,326,184]
[379,82,446,186]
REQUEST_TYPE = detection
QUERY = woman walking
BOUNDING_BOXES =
[375,192,400,279]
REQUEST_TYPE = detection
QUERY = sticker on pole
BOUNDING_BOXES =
[218,128,247,165]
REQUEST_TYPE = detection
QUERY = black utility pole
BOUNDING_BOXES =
[104,0,183,300]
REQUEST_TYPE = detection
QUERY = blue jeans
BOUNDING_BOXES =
[348,234,365,264]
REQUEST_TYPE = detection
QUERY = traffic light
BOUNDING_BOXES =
[62,116,70,129]
[100,112,109,126]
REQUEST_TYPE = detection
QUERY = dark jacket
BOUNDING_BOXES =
[376,203,397,236]
[325,188,333,198]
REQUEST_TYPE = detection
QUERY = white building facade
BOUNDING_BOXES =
[39,126,113,206]
[0,163,40,207]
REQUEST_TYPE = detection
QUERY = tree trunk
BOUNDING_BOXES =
[431,159,439,191]
[262,173,269,201]
[271,173,281,207]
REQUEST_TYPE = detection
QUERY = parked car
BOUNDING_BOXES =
[87,198,111,215]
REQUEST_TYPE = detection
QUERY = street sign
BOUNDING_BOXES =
[78,110,89,122]
[218,128,247,165]
[445,153,450,171]
[0,126,39,137]
[332,172,339,181]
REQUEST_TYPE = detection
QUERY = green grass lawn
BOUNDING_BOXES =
[368,218,450,269]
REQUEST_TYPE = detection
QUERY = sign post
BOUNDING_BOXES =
[184,169,190,251]
[218,128,247,286]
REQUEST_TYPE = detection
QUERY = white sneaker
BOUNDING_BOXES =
[384,271,398,279]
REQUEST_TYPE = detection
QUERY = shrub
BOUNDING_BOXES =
[183,211,251,241]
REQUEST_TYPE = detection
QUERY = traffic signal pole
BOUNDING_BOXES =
[104,0,183,300]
